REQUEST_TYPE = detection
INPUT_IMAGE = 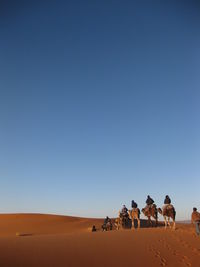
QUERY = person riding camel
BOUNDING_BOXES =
[145,195,154,212]
[120,205,129,227]
[131,200,138,209]
[121,205,128,218]
[146,195,154,205]
[164,195,171,205]
[104,216,111,225]
[102,216,112,231]
[163,195,172,213]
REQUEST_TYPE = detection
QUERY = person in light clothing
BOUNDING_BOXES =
[191,207,200,236]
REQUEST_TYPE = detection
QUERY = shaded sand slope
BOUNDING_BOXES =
[0,213,104,236]
[0,214,200,267]
[0,214,159,236]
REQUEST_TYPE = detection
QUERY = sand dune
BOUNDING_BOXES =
[0,213,103,236]
[0,214,199,267]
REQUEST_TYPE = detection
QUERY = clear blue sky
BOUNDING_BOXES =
[0,1,200,220]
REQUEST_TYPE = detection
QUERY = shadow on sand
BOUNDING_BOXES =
[132,219,165,229]
[16,233,33,237]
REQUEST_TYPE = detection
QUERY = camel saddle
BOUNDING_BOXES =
[166,204,174,210]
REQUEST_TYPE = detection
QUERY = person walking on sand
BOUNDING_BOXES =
[191,207,200,236]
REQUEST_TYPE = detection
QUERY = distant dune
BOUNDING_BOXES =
[0,213,104,236]
[0,214,199,267]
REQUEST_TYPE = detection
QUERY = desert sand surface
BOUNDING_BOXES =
[0,214,199,267]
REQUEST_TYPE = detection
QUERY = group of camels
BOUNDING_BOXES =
[115,203,176,230]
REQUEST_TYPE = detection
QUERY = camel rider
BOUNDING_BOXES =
[145,195,154,211]
[146,195,154,206]
[131,200,138,209]
[163,195,172,213]
[121,205,128,218]
[104,216,111,225]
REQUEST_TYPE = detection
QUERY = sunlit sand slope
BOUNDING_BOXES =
[0,214,199,267]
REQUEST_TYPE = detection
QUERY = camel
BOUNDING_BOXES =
[115,211,131,230]
[115,217,121,230]
[158,205,176,230]
[115,211,122,230]
[128,208,140,229]
[102,221,113,231]
[142,204,158,227]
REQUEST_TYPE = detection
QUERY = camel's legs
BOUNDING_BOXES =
[133,217,140,229]
[168,217,171,228]
[173,221,176,230]
[153,215,158,227]
[149,216,152,227]
[138,218,140,228]
[164,216,167,229]
[131,218,134,229]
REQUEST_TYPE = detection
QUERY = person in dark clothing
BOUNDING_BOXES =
[163,195,172,213]
[104,216,111,224]
[120,205,129,224]
[146,195,154,206]
[131,200,138,209]
[121,205,128,215]
[102,216,112,231]
[145,195,154,212]
[92,225,97,232]
[164,195,171,204]
[120,205,129,227]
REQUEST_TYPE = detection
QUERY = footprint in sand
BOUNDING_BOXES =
[168,238,193,266]
[147,245,154,252]
[159,239,193,266]
[148,245,167,266]
[157,238,172,252]
[172,250,180,256]
[192,247,200,256]
[173,236,200,257]
[155,252,167,266]
[168,245,193,267]
[162,241,171,251]
[160,258,167,266]
[181,255,192,267]
[159,239,166,244]
[178,239,190,248]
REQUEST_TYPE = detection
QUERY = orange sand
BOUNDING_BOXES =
[0,214,199,267]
